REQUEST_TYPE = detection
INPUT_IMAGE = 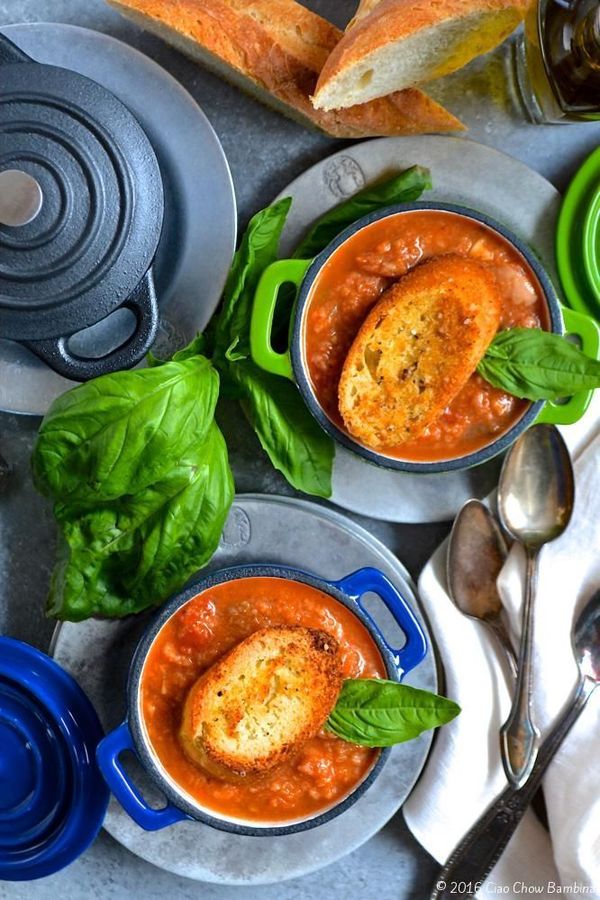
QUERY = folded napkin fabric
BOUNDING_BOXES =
[404,395,600,897]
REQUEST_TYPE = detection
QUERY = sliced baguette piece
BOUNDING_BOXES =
[107,0,463,136]
[313,0,528,111]
[338,255,502,449]
[179,625,342,779]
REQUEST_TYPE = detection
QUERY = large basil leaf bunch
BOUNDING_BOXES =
[33,358,233,620]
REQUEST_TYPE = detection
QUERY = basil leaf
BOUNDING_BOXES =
[292,166,432,259]
[208,198,335,498]
[478,328,600,401]
[326,679,460,747]
[207,197,292,361]
[48,422,233,621]
[121,424,233,600]
[32,356,218,505]
[232,360,333,498]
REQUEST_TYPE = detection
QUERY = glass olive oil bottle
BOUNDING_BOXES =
[514,0,600,122]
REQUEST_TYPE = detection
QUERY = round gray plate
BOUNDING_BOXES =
[51,494,436,885]
[0,23,236,415]
[276,136,561,524]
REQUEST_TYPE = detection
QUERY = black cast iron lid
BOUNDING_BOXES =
[0,34,164,342]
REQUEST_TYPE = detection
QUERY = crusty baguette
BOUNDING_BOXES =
[107,0,463,136]
[179,625,342,779]
[338,255,501,449]
[313,0,528,110]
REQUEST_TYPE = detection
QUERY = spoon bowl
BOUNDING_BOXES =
[498,424,575,549]
[447,500,515,674]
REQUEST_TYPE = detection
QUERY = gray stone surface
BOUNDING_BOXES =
[1,0,599,896]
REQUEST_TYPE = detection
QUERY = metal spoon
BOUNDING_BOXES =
[431,587,600,898]
[447,499,516,677]
[448,499,547,828]
[497,424,575,789]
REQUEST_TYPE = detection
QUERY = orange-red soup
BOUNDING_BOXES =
[141,577,386,823]
[303,210,549,461]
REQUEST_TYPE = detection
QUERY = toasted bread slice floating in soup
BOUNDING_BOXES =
[180,625,342,779]
[338,254,502,450]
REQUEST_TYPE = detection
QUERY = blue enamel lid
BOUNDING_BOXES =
[0,637,109,880]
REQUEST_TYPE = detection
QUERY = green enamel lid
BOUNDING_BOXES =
[557,146,600,319]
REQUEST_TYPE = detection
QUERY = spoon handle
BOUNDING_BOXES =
[430,678,595,899]
[499,547,541,788]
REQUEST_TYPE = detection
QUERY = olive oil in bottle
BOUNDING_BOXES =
[514,0,600,123]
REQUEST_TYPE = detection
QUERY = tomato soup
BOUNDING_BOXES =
[303,210,549,461]
[140,577,386,823]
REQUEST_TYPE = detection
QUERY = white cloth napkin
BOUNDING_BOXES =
[403,392,600,897]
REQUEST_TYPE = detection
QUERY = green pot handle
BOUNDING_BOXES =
[250,258,312,381]
[536,306,600,425]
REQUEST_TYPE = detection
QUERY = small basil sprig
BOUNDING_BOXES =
[206,199,335,498]
[477,328,600,401]
[326,679,460,747]
[293,165,432,260]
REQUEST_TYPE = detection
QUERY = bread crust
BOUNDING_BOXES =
[107,0,463,136]
[179,625,343,779]
[313,0,528,109]
[338,255,502,449]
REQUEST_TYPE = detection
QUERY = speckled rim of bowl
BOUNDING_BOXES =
[125,564,399,837]
[290,201,563,475]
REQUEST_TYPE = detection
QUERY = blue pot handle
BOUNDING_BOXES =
[96,721,189,831]
[332,567,427,679]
